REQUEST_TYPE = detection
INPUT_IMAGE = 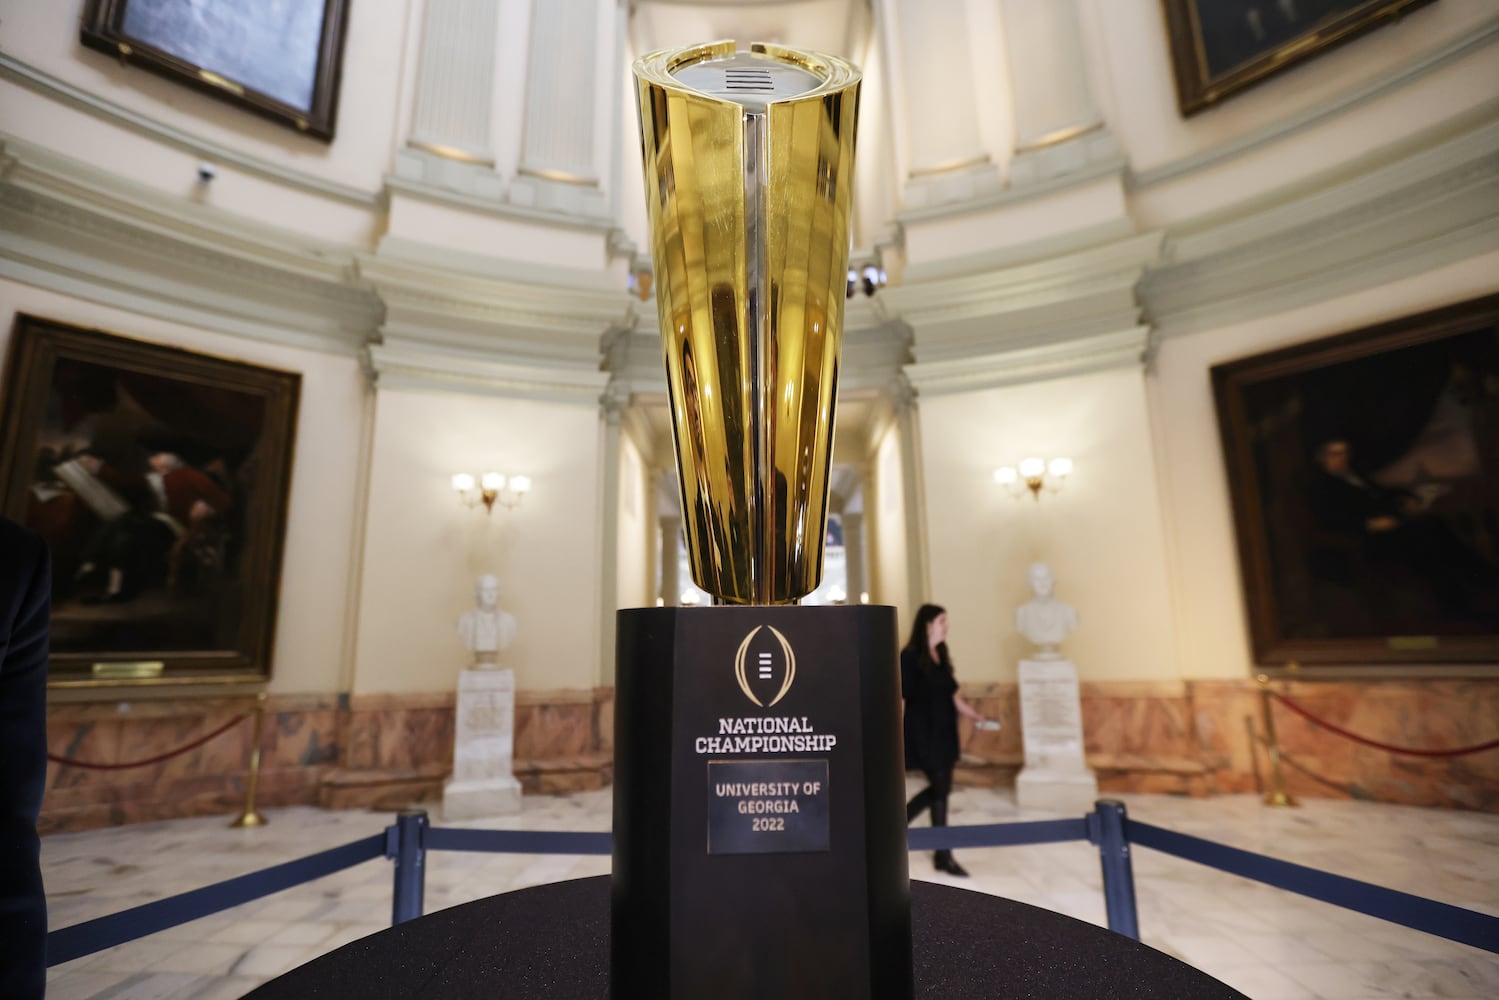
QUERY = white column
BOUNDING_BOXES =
[843,510,866,603]
[508,0,613,218]
[893,377,931,612]
[877,0,1002,210]
[1001,0,1117,184]
[598,392,625,684]
[408,0,500,162]
[659,513,681,606]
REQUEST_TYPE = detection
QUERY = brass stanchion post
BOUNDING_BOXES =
[230,691,269,828]
[1257,674,1298,808]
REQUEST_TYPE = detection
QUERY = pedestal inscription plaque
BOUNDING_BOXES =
[612,604,910,1000]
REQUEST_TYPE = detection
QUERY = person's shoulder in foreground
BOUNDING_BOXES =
[1,515,51,1000]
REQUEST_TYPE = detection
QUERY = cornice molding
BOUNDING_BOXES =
[884,231,1163,361]
[0,135,380,355]
[906,326,1151,397]
[384,174,618,233]
[896,154,1129,225]
[360,251,636,368]
[1143,108,1499,338]
[1131,17,1499,189]
[0,53,379,207]
[365,340,609,405]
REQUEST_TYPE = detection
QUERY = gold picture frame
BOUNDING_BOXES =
[80,0,350,140]
[0,316,301,687]
[1162,0,1436,116]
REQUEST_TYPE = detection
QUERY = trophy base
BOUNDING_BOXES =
[611,605,913,1000]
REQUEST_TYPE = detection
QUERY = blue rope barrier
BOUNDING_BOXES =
[46,832,387,967]
[1127,820,1499,955]
[907,818,1088,851]
[426,827,613,855]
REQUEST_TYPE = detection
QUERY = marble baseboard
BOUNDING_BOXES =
[41,687,616,832]
[41,678,1498,831]
[958,678,1499,810]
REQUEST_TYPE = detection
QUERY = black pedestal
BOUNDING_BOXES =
[611,605,914,1000]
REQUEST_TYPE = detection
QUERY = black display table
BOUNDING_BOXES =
[247,875,1244,999]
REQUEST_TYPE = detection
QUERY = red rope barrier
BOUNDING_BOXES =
[1269,693,1499,758]
[47,714,251,771]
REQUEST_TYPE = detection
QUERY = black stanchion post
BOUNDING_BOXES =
[390,809,428,925]
[1089,799,1140,940]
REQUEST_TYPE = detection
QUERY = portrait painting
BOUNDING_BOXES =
[1213,294,1499,669]
[0,316,300,685]
[81,0,350,139]
[1162,0,1437,115]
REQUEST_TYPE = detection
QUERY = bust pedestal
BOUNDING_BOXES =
[1014,658,1097,814]
[443,666,523,819]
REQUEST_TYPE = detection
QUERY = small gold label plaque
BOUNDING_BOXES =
[1386,636,1439,651]
[92,661,165,680]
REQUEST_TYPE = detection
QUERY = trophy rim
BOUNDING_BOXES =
[633,39,861,106]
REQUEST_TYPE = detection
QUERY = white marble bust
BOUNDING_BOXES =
[457,574,516,667]
[1016,562,1077,660]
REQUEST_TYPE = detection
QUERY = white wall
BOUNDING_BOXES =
[867,418,911,628]
[615,428,654,611]
[0,0,406,190]
[0,278,368,695]
[0,0,410,244]
[919,366,1176,684]
[352,387,602,694]
[1086,0,1496,170]
[1150,249,1499,680]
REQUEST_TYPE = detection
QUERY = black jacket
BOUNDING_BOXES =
[1,516,50,998]
[901,646,959,775]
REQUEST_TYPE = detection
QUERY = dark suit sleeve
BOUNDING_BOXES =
[1,523,51,999]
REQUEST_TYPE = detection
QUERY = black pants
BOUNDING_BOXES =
[906,767,953,829]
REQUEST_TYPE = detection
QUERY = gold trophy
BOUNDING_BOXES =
[615,43,910,1000]
[634,41,861,605]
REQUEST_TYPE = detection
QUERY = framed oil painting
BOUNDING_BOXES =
[81,0,350,140]
[0,316,300,686]
[1213,294,1499,670]
[1162,0,1437,116]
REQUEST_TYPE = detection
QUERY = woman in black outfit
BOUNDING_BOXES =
[901,603,989,877]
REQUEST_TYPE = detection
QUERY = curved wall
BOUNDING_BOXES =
[2,0,1495,821]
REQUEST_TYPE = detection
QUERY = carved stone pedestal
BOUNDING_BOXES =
[443,667,523,819]
[1015,658,1097,814]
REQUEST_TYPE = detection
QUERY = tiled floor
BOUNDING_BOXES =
[42,785,1499,999]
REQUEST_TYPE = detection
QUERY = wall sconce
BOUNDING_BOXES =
[452,472,531,513]
[994,457,1071,500]
[845,262,887,299]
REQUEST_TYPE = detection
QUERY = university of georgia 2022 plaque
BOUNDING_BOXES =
[612,41,913,1000]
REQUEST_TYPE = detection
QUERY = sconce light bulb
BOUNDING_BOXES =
[994,467,1018,486]
[481,472,505,491]
[1048,457,1073,478]
[509,475,532,495]
[859,591,870,604]
[452,473,475,493]
[1019,457,1045,478]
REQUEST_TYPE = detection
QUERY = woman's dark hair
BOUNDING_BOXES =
[904,603,950,671]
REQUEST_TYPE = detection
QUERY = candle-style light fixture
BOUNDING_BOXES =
[994,457,1071,500]
[452,471,531,513]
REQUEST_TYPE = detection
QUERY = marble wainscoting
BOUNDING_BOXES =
[956,678,1499,812]
[317,687,615,808]
[41,687,616,832]
[42,694,340,835]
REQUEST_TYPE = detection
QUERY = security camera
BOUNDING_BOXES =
[196,162,216,183]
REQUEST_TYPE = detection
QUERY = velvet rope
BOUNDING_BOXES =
[46,713,250,770]
[1270,692,1499,758]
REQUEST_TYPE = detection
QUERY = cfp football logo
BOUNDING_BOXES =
[733,625,796,708]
